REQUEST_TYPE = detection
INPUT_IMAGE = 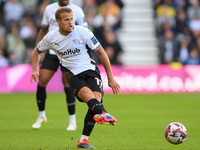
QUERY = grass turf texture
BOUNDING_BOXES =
[0,93,200,150]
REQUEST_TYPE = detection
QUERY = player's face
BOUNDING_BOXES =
[59,0,69,6]
[57,12,73,35]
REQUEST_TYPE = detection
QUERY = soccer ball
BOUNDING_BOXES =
[165,122,187,144]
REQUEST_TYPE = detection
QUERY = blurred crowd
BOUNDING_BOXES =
[153,0,200,65]
[0,0,124,67]
[3,0,199,68]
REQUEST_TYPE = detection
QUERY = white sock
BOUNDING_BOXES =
[39,110,46,119]
[69,114,76,124]
[80,135,89,142]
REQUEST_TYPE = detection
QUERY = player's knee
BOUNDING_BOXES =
[63,81,69,87]
[78,87,95,102]
[62,78,70,87]
[38,79,48,87]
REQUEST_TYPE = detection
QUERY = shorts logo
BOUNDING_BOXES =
[91,36,98,45]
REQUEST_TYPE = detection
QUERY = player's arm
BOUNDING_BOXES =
[35,26,49,46]
[76,9,88,27]
[30,48,41,84]
[95,46,120,94]
[31,31,51,84]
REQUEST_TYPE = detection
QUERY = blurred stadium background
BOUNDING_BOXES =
[1,1,200,149]
[0,0,200,93]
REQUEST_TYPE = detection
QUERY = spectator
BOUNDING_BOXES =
[37,0,51,8]
[20,20,37,48]
[24,47,34,64]
[101,30,123,65]
[82,0,98,31]
[0,48,9,67]
[158,29,179,64]
[196,36,200,51]
[0,22,6,37]
[0,28,7,51]
[95,0,124,8]
[175,8,189,35]
[91,0,122,41]
[177,35,190,64]
[188,14,200,49]
[156,20,173,37]
[98,0,122,30]
[6,26,26,66]
[33,0,51,31]
[189,14,200,31]
[152,0,162,12]
[0,0,6,24]
[155,0,176,33]
[183,46,200,65]
[20,0,38,13]
[187,0,200,21]
[173,0,188,12]
[4,0,24,28]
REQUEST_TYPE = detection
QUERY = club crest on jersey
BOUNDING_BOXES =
[91,36,98,45]
[72,39,83,44]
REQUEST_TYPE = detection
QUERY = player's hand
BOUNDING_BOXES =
[108,78,121,95]
[30,71,39,84]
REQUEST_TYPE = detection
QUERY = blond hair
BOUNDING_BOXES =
[55,7,72,20]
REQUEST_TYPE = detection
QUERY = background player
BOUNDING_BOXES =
[32,0,88,130]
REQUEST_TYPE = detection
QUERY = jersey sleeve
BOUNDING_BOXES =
[84,28,101,51]
[41,6,49,27]
[76,9,88,27]
[37,34,51,53]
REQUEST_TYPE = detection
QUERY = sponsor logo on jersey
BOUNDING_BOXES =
[58,48,80,56]
[91,36,98,45]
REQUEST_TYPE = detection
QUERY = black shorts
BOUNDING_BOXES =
[40,54,65,72]
[67,70,104,102]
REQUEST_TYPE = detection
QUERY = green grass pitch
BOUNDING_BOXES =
[0,93,200,150]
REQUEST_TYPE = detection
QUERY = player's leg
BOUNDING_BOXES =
[86,73,117,125]
[76,88,116,149]
[67,70,117,148]
[61,68,77,131]
[32,69,56,129]
[68,70,117,125]
[78,87,117,125]
[32,56,59,129]
[77,109,96,149]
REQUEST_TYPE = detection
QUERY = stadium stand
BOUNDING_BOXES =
[118,0,159,66]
